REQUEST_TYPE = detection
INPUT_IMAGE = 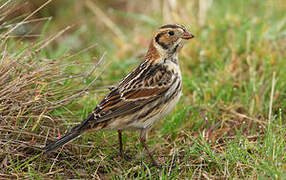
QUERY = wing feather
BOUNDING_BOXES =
[82,61,176,128]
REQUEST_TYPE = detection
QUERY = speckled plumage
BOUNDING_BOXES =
[43,24,194,166]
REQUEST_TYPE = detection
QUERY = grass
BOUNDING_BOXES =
[0,0,286,179]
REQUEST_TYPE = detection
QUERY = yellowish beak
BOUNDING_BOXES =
[181,31,194,40]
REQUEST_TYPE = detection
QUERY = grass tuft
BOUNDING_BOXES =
[0,0,285,178]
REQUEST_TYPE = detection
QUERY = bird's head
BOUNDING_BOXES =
[146,24,194,60]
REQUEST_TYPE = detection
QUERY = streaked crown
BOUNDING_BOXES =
[146,24,194,60]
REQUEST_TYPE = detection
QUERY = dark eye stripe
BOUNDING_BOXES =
[155,32,168,49]
[155,33,162,43]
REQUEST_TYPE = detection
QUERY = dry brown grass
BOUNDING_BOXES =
[0,0,285,179]
[0,2,105,177]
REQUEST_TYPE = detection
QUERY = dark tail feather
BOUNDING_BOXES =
[43,113,95,154]
[43,130,81,154]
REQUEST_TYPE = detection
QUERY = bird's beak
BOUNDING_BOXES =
[181,31,194,40]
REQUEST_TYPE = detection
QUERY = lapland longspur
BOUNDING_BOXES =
[44,24,194,166]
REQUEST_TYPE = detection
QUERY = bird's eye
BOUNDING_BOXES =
[168,31,174,36]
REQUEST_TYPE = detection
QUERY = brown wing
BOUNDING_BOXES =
[82,61,175,129]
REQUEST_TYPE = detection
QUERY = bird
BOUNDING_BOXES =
[43,24,194,166]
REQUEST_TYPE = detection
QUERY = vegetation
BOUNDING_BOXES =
[0,0,285,179]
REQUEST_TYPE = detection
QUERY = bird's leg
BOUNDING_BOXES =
[118,130,123,156]
[139,129,160,167]
[118,130,131,160]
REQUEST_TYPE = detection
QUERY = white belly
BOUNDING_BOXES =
[139,89,182,129]
[146,92,181,127]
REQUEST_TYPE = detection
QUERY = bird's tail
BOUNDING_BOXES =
[43,114,94,153]
[43,129,81,154]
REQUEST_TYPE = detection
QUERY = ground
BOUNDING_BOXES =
[0,0,285,179]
